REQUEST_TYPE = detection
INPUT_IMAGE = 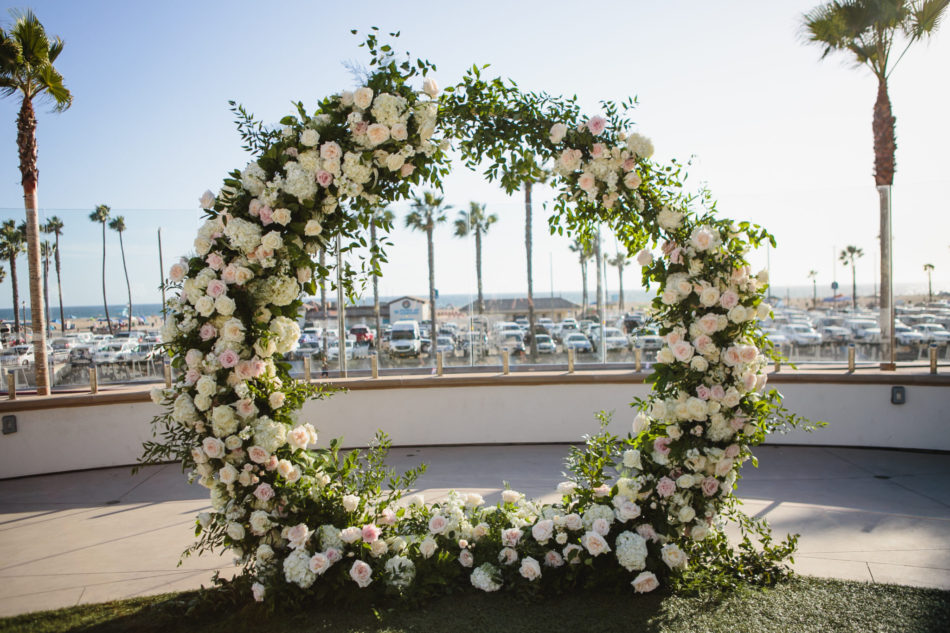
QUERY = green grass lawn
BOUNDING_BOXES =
[2,576,948,633]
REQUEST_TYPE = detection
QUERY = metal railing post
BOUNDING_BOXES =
[502,350,510,375]
[930,343,938,375]
[437,351,444,376]
[303,357,311,383]
[7,370,15,400]
[163,361,172,388]
[89,367,98,394]
[568,348,575,374]
[774,359,781,373]
[371,354,379,379]
[847,344,856,373]
[634,348,642,372]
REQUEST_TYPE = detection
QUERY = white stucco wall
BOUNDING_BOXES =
[0,378,946,479]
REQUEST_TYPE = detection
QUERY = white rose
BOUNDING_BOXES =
[581,531,611,557]
[677,505,697,524]
[690,356,708,372]
[300,128,320,147]
[366,123,390,146]
[199,190,216,210]
[636,249,653,267]
[632,571,659,593]
[226,522,245,541]
[623,449,642,469]
[272,208,292,226]
[304,220,323,236]
[342,494,360,513]
[624,171,642,189]
[354,87,374,110]
[422,77,439,98]
[549,122,567,144]
[661,543,688,569]
[260,231,283,252]
[419,536,438,559]
[519,556,542,581]
[699,286,720,307]
[215,295,235,316]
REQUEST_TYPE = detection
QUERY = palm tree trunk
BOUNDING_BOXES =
[9,255,19,339]
[101,221,112,335]
[319,249,327,359]
[525,182,537,359]
[17,97,50,395]
[475,228,484,315]
[580,257,588,317]
[371,221,380,350]
[54,234,65,335]
[118,231,132,332]
[595,230,604,361]
[617,262,624,312]
[851,257,858,312]
[43,247,50,329]
[873,78,896,370]
[427,227,436,356]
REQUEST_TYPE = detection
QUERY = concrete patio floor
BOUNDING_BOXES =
[1,444,948,617]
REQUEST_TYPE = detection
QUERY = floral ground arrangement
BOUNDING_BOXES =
[142,30,819,606]
[4,578,950,633]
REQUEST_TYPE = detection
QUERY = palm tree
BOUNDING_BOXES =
[406,192,449,349]
[807,269,819,308]
[40,239,53,330]
[802,0,949,367]
[840,245,865,310]
[43,216,65,334]
[89,204,112,334]
[568,238,593,317]
[923,263,935,303]
[108,215,132,332]
[370,208,395,348]
[0,221,26,340]
[454,202,498,315]
[0,10,73,393]
[607,252,628,313]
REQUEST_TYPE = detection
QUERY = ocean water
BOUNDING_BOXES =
[0,283,933,322]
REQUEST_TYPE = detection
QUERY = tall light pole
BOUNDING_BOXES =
[878,185,895,370]
[335,234,347,378]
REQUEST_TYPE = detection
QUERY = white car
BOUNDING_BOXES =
[534,334,556,354]
[595,327,630,352]
[894,323,926,346]
[1,345,34,366]
[915,323,950,344]
[783,324,822,346]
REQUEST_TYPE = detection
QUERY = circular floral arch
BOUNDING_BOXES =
[145,31,810,604]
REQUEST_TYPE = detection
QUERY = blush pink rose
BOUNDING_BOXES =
[361,524,382,543]
[653,437,671,455]
[720,290,740,310]
[218,349,240,368]
[593,483,611,498]
[259,206,273,226]
[248,445,269,464]
[711,384,726,401]
[587,115,607,135]
[724,444,740,459]
[656,476,676,498]
[636,524,657,541]
[320,141,342,160]
[253,482,274,501]
[696,385,711,400]
[199,323,217,341]
[591,142,605,158]
[205,252,224,270]
[201,436,225,459]
[249,359,266,377]
[206,279,227,298]
[701,476,721,497]
[265,455,279,471]
[183,368,200,385]
[400,163,415,177]
[316,170,334,187]
[221,265,238,284]
[235,398,256,418]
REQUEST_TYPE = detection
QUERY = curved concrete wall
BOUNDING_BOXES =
[0,375,946,479]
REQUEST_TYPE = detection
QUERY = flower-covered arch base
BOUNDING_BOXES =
[144,31,812,605]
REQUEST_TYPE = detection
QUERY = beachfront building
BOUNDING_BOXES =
[459,296,580,322]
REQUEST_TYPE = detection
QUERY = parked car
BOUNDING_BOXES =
[498,331,526,354]
[459,332,489,357]
[389,320,422,358]
[435,336,455,354]
[894,323,926,346]
[633,327,664,351]
[349,324,374,346]
[783,323,822,346]
[534,334,556,354]
[68,345,95,366]
[563,333,593,353]
[593,327,629,352]
[1,345,34,366]
[94,341,138,364]
[915,323,950,344]
[819,325,851,344]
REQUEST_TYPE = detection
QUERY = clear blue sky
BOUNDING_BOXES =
[1,0,947,310]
